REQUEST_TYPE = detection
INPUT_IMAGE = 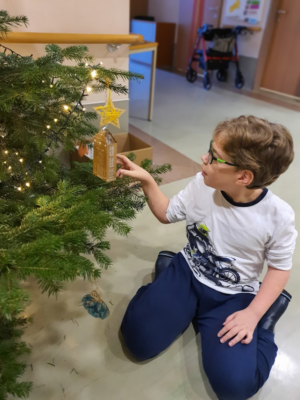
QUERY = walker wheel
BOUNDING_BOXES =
[186,68,197,83]
[203,73,211,90]
[216,69,227,82]
[235,73,245,89]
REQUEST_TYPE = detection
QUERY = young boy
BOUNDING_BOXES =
[116,116,297,400]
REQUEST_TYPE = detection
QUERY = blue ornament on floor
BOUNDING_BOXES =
[82,290,110,319]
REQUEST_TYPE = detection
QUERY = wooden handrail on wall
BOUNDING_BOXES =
[1,32,144,44]
[1,32,160,121]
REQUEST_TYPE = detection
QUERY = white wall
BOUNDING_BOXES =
[1,0,130,103]
[220,0,272,58]
[148,0,179,41]
[148,0,179,23]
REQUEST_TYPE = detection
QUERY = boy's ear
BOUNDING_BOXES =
[236,170,254,186]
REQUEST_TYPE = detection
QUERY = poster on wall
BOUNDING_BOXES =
[224,0,265,25]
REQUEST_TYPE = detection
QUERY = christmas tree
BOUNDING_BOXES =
[0,10,171,399]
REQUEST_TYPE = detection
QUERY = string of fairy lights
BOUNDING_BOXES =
[1,43,103,192]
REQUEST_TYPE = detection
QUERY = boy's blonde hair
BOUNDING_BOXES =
[213,115,294,189]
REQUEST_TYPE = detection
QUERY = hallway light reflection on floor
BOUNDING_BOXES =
[272,349,298,381]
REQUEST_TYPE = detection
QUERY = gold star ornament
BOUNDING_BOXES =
[94,89,126,128]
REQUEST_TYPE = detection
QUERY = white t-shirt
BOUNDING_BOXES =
[166,173,297,295]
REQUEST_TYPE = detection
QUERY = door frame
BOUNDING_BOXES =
[253,0,281,92]
[187,0,205,68]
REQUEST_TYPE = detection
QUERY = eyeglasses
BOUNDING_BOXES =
[208,140,239,167]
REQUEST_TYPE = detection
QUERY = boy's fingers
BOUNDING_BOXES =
[117,154,130,163]
[117,156,133,169]
[223,313,235,325]
[220,326,240,343]
[116,168,126,177]
[241,332,253,345]
[218,320,235,337]
[117,168,136,178]
[229,330,247,347]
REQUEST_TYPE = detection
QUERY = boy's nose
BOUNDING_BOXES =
[201,152,209,164]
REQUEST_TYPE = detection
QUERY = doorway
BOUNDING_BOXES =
[260,0,300,98]
[202,0,223,27]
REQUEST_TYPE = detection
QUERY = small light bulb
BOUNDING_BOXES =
[25,182,30,187]
[91,70,97,78]
[46,125,51,129]
[8,166,12,170]
[25,172,28,175]
[4,150,8,154]
[18,187,22,191]
[42,80,45,83]
[50,85,53,88]
[54,118,58,122]
[4,161,6,164]
[85,63,89,66]
[83,107,86,111]
[15,152,18,155]
[19,158,23,163]
[100,62,103,65]
[86,86,92,93]
[39,160,42,164]
[64,105,69,110]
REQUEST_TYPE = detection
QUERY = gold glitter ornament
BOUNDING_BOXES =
[93,126,117,182]
[94,89,126,128]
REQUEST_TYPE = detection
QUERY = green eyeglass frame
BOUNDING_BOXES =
[208,140,239,167]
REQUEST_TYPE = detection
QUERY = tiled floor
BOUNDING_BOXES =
[13,63,300,400]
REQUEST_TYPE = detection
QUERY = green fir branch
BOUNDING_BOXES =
[0,10,28,39]
[0,9,170,400]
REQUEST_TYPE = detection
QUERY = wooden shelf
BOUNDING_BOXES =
[222,25,262,32]
[129,41,158,51]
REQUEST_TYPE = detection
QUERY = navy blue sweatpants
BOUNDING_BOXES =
[121,253,278,400]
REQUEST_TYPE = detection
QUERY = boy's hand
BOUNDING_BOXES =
[217,308,260,347]
[116,154,152,183]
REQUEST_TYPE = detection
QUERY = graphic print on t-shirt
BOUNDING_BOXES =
[184,222,255,292]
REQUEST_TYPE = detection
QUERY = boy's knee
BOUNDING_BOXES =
[212,376,254,400]
[120,323,157,361]
[210,372,255,400]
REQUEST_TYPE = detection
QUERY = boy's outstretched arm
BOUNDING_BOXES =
[116,154,170,224]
